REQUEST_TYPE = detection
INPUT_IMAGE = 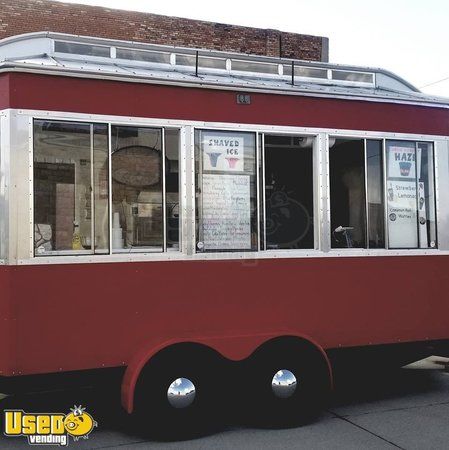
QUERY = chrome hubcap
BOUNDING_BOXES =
[167,377,196,408]
[271,369,297,398]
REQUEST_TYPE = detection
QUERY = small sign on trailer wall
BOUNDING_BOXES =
[236,93,251,105]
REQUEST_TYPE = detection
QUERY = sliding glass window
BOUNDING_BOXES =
[330,137,436,250]
[33,120,108,256]
[34,122,179,256]
[111,125,179,252]
[330,138,385,249]
[386,140,436,249]
[262,134,314,250]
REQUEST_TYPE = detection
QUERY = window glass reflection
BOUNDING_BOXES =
[111,126,163,252]
[34,120,108,256]
[366,140,385,248]
[330,138,366,248]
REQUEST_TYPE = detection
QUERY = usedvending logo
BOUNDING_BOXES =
[3,405,97,446]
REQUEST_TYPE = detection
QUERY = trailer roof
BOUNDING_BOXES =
[0,32,448,108]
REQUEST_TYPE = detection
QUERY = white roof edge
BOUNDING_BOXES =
[0,32,448,107]
[0,32,421,91]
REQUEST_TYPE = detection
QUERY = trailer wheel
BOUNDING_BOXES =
[243,338,331,427]
[133,345,222,439]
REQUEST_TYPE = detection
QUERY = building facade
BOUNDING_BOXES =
[0,0,328,61]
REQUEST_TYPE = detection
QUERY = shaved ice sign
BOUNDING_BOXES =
[203,135,244,172]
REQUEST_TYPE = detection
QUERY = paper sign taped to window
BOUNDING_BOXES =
[202,134,244,172]
[387,180,418,248]
[202,174,251,250]
[387,146,416,180]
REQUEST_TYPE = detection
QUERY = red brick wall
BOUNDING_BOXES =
[0,0,328,62]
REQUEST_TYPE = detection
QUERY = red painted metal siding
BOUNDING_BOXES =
[0,73,448,136]
[0,255,448,376]
[0,266,12,376]
[0,72,448,378]
[0,73,9,109]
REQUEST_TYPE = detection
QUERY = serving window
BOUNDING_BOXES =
[386,141,436,249]
[34,120,109,256]
[32,120,439,259]
[194,130,317,254]
[262,134,315,250]
[330,137,436,249]
[33,120,180,256]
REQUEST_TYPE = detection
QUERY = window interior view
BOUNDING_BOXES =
[34,120,109,255]
[330,138,367,248]
[263,134,314,250]
[111,126,179,252]
[33,123,437,257]
[165,129,180,249]
[366,140,385,248]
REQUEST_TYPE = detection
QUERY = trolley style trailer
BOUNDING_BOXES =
[0,32,449,431]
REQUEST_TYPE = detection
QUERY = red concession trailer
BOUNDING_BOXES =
[0,32,448,432]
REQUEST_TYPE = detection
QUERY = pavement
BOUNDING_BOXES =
[1,357,448,449]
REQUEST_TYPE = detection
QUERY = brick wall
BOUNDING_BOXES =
[0,0,328,62]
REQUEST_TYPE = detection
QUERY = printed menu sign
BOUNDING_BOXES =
[202,174,251,250]
[387,180,418,248]
[202,134,245,172]
[387,144,418,248]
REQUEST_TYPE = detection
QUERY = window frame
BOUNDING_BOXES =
[32,119,182,257]
[328,136,438,250]
[15,107,446,265]
[33,119,108,256]
[194,128,260,253]
[193,129,320,254]
[385,139,438,250]
[260,132,319,251]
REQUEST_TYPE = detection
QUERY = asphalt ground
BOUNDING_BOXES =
[1,357,448,449]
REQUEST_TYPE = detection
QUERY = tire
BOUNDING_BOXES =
[133,346,222,439]
[242,339,331,428]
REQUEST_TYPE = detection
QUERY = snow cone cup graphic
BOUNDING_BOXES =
[399,161,411,176]
[207,152,221,168]
[226,157,239,169]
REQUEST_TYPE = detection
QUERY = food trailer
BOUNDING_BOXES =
[0,31,448,432]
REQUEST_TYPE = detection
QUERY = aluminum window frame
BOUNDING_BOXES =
[384,139,438,250]
[328,135,438,251]
[260,132,320,251]
[0,110,8,264]
[4,108,447,266]
[31,117,182,258]
[193,127,259,253]
[32,118,109,257]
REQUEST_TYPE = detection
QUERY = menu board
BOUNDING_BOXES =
[387,180,418,248]
[386,144,418,248]
[202,134,245,172]
[201,174,251,250]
